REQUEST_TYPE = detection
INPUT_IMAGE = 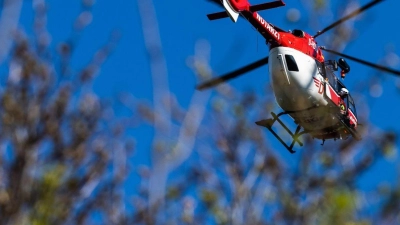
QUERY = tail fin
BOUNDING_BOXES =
[207,0,285,22]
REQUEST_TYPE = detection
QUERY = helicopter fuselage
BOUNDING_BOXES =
[269,46,357,140]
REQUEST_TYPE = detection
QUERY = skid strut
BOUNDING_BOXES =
[256,112,307,153]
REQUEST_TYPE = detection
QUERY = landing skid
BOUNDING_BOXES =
[256,112,307,154]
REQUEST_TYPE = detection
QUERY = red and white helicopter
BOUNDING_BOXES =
[197,0,400,153]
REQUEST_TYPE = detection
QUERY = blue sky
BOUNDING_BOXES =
[14,0,400,212]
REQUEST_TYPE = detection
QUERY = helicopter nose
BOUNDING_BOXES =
[269,47,323,111]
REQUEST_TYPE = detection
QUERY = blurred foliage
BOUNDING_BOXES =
[0,1,130,224]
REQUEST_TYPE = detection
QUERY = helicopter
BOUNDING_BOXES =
[196,0,400,153]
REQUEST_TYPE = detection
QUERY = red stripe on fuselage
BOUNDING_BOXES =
[328,85,340,104]
[313,77,320,87]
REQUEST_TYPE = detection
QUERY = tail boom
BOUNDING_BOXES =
[208,0,284,45]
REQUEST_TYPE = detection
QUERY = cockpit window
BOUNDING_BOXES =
[324,64,338,90]
[315,60,323,75]
[347,94,357,117]
[285,55,299,72]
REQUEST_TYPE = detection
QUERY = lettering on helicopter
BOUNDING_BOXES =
[255,13,280,40]
[308,38,316,50]
[299,114,323,124]
[313,77,324,94]
[303,116,321,124]
[318,83,324,94]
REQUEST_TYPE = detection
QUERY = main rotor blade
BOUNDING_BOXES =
[250,0,286,12]
[196,56,268,90]
[314,0,383,38]
[321,48,400,76]
[207,11,229,20]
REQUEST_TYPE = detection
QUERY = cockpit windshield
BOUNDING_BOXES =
[324,63,339,92]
